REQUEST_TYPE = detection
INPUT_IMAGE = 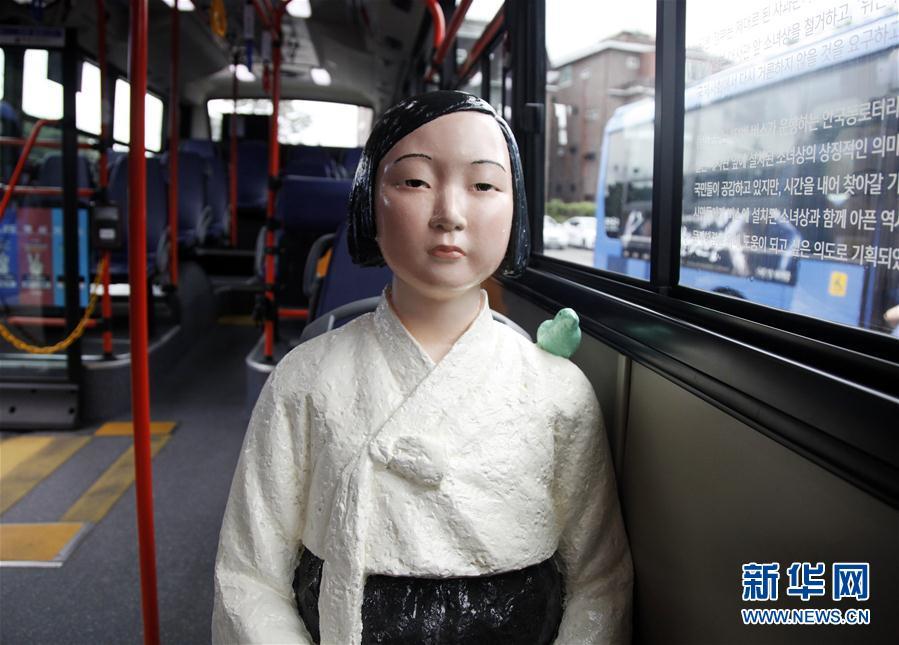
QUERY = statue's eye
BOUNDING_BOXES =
[474,182,496,192]
[404,179,429,188]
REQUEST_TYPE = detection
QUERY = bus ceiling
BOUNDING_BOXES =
[0,0,430,112]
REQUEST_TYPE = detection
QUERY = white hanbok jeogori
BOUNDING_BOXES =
[213,289,633,644]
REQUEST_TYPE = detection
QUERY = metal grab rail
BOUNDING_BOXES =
[456,6,505,84]
[0,185,93,198]
[426,0,472,81]
[0,118,59,219]
[424,0,446,51]
[127,2,161,643]
[0,137,94,150]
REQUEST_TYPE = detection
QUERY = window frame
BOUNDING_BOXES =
[501,0,899,509]
[111,75,166,153]
[529,1,899,362]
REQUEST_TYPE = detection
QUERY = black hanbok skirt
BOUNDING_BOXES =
[293,549,563,644]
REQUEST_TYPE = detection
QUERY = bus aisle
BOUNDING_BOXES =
[0,319,259,644]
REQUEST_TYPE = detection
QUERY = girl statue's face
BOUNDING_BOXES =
[374,111,514,300]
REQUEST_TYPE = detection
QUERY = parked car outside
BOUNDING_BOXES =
[543,216,568,249]
[563,216,597,249]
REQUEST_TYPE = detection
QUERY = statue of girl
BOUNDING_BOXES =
[213,90,633,644]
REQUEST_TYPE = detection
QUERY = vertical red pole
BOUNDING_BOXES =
[167,3,180,287]
[263,9,282,360]
[229,60,238,248]
[97,0,113,357]
[128,1,160,644]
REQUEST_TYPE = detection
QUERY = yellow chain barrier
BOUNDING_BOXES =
[0,256,108,355]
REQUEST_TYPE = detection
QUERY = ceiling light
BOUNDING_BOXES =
[160,0,195,10]
[310,67,331,86]
[229,63,255,82]
[286,0,312,19]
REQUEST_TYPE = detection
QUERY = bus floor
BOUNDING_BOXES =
[0,319,260,644]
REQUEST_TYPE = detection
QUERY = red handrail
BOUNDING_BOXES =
[0,137,93,150]
[263,6,284,360]
[278,307,308,320]
[0,118,59,220]
[128,1,161,644]
[426,0,472,81]
[424,0,446,52]
[0,185,93,198]
[7,316,100,329]
[251,0,275,40]
[456,6,505,84]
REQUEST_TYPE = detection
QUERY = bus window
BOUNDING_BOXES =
[680,1,899,335]
[22,49,63,120]
[113,78,165,152]
[206,98,373,147]
[76,61,101,136]
[544,0,656,276]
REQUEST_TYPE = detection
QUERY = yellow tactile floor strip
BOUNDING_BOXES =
[0,436,91,515]
[0,522,88,566]
[1,436,56,477]
[94,421,177,437]
[60,436,170,524]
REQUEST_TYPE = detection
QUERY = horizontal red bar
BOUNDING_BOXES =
[0,137,94,150]
[278,308,309,320]
[7,316,99,328]
[456,6,505,84]
[0,185,94,197]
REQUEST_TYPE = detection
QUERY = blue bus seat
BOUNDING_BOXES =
[178,140,229,243]
[161,150,207,247]
[299,223,529,341]
[235,140,269,211]
[180,138,218,160]
[313,220,392,320]
[277,176,352,234]
[258,176,353,307]
[29,153,94,206]
[286,145,340,177]
[282,158,335,177]
[105,154,168,277]
[342,147,362,176]
[205,156,229,242]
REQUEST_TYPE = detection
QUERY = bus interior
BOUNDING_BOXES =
[0,1,897,644]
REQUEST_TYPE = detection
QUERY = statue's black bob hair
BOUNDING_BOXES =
[347,90,530,277]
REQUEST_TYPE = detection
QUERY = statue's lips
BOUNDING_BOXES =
[428,245,465,259]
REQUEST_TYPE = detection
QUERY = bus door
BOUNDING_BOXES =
[0,27,91,430]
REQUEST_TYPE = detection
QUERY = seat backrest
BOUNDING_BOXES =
[32,152,93,202]
[236,140,269,210]
[105,153,167,274]
[342,147,362,176]
[180,138,217,160]
[179,140,227,240]
[314,220,392,318]
[161,150,207,245]
[282,158,334,178]
[145,156,167,252]
[204,156,229,240]
[284,145,339,177]
[276,176,352,235]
